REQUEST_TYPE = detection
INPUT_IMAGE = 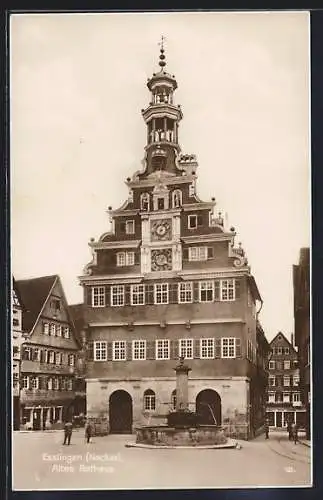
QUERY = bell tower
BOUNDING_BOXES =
[141,37,183,176]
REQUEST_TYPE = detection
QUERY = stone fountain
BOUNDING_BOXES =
[127,358,238,449]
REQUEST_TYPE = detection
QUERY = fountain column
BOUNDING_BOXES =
[174,357,191,411]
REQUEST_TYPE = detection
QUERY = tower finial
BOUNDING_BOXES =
[158,35,166,69]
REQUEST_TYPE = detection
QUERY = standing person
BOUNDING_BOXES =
[287,419,293,441]
[292,422,298,444]
[85,420,93,444]
[63,420,73,445]
[264,418,270,439]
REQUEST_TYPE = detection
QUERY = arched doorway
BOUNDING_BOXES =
[196,389,221,425]
[109,390,133,434]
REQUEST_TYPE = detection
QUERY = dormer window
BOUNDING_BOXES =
[188,214,203,229]
[140,193,150,211]
[125,220,135,234]
[172,189,182,208]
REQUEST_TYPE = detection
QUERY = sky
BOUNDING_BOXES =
[10,11,310,341]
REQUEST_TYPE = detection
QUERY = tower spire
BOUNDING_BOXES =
[158,35,166,70]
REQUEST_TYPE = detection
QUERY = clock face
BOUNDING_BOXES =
[151,219,172,241]
[151,249,172,271]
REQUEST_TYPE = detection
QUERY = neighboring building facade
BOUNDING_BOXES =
[12,277,25,430]
[293,247,310,438]
[16,275,84,430]
[266,332,306,429]
[79,45,269,440]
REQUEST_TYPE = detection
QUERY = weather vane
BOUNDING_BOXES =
[158,35,166,51]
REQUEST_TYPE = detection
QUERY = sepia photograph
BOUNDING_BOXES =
[10,10,311,490]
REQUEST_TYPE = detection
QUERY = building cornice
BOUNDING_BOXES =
[126,175,195,189]
[86,376,250,383]
[88,318,245,328]
[89,240,141,250]
[78,274,144,285]
[178,268,249,279]
[181,234,233,243]
[182,202,216,212]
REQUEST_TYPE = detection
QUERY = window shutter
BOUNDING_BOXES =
[107,342,113,361]
[197,215,203,226]
[40,349,45,363]
[125,285,131,306]
[87,341,94,361]
[86,287,92,306]
[194,340,200,359]
[39,376,45,390]
[135,252,140,265]
[235,279,241,299]
[235,338,242,358]
[170,340,179,360]
[127,341,132,361]
[183,248,188,260]
[193,282,199,302]
[207,247,214,259]
[105,286,110,306]
[215,339,221,358]
[146,340,155,360]
[214,280,220,301]
[146,285,154,305]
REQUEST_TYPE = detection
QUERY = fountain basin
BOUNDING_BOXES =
[135,425,228,447]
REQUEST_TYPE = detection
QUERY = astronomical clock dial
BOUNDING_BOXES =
[151,249,172,271]
[151,219,172,241]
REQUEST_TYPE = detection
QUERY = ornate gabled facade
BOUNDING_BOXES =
[266,332,306,429]
[16,275,85,430]
[79,43,268,440]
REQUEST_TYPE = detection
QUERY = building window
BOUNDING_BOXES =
[61,379,66,391]
[67,379,73,391]
[293,392,301,403]
[22,376,29,389]
[48,351,55,364]
[131,285,145,305]
[113,341,127,361]
[94,341,107,361]
[178,282,193,303]
[68,354,75,366]
[269,361,275,370]
[284,360,291,370]
[92,286,105,307]
[140,193,150,211]
[171,390,177,410]
[179,339,193,359]
[47,378,53,390]
[56,325,62,337]
[31,377,39,389]
[200,338,214,359]
[277,347,283,355]
[188,215,197,229]
[199,281,214,302]
[117,252,135,267]
[268,376,275,386]
[283,393,290,403]
[276,361,283,370]
[154,283,169,304]
[63,326,70,339]
[144,389,156,411]
[283,375,290,387]
[32,348,40,362]
[125,220,135,234]
[51,298,61,311]
[111,285,124,306]
[221,280,235,301]
[188,246,207,261]
[156,339,170,360]
[284,347,290,355]
[132,340,146,360]
[56,352,62,365]
[172,189,182,208]
[293,375,300,386]
[54,378,59,390]
[13,318,19,327]
[275,392,283,403]
[221,338,237,358]
[50,324,56,336]
[43,322,49,335]
[267,392,275,403]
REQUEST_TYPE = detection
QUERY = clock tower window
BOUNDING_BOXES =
[140,193,150,211]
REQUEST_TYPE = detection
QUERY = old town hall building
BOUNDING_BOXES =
[79,44,269,439]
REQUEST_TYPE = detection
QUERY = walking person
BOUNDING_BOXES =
[63,420,73,445]
[264,418,270,440]
[292,422,298,444]
[85,420,94,444]
[287,420,293,441]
